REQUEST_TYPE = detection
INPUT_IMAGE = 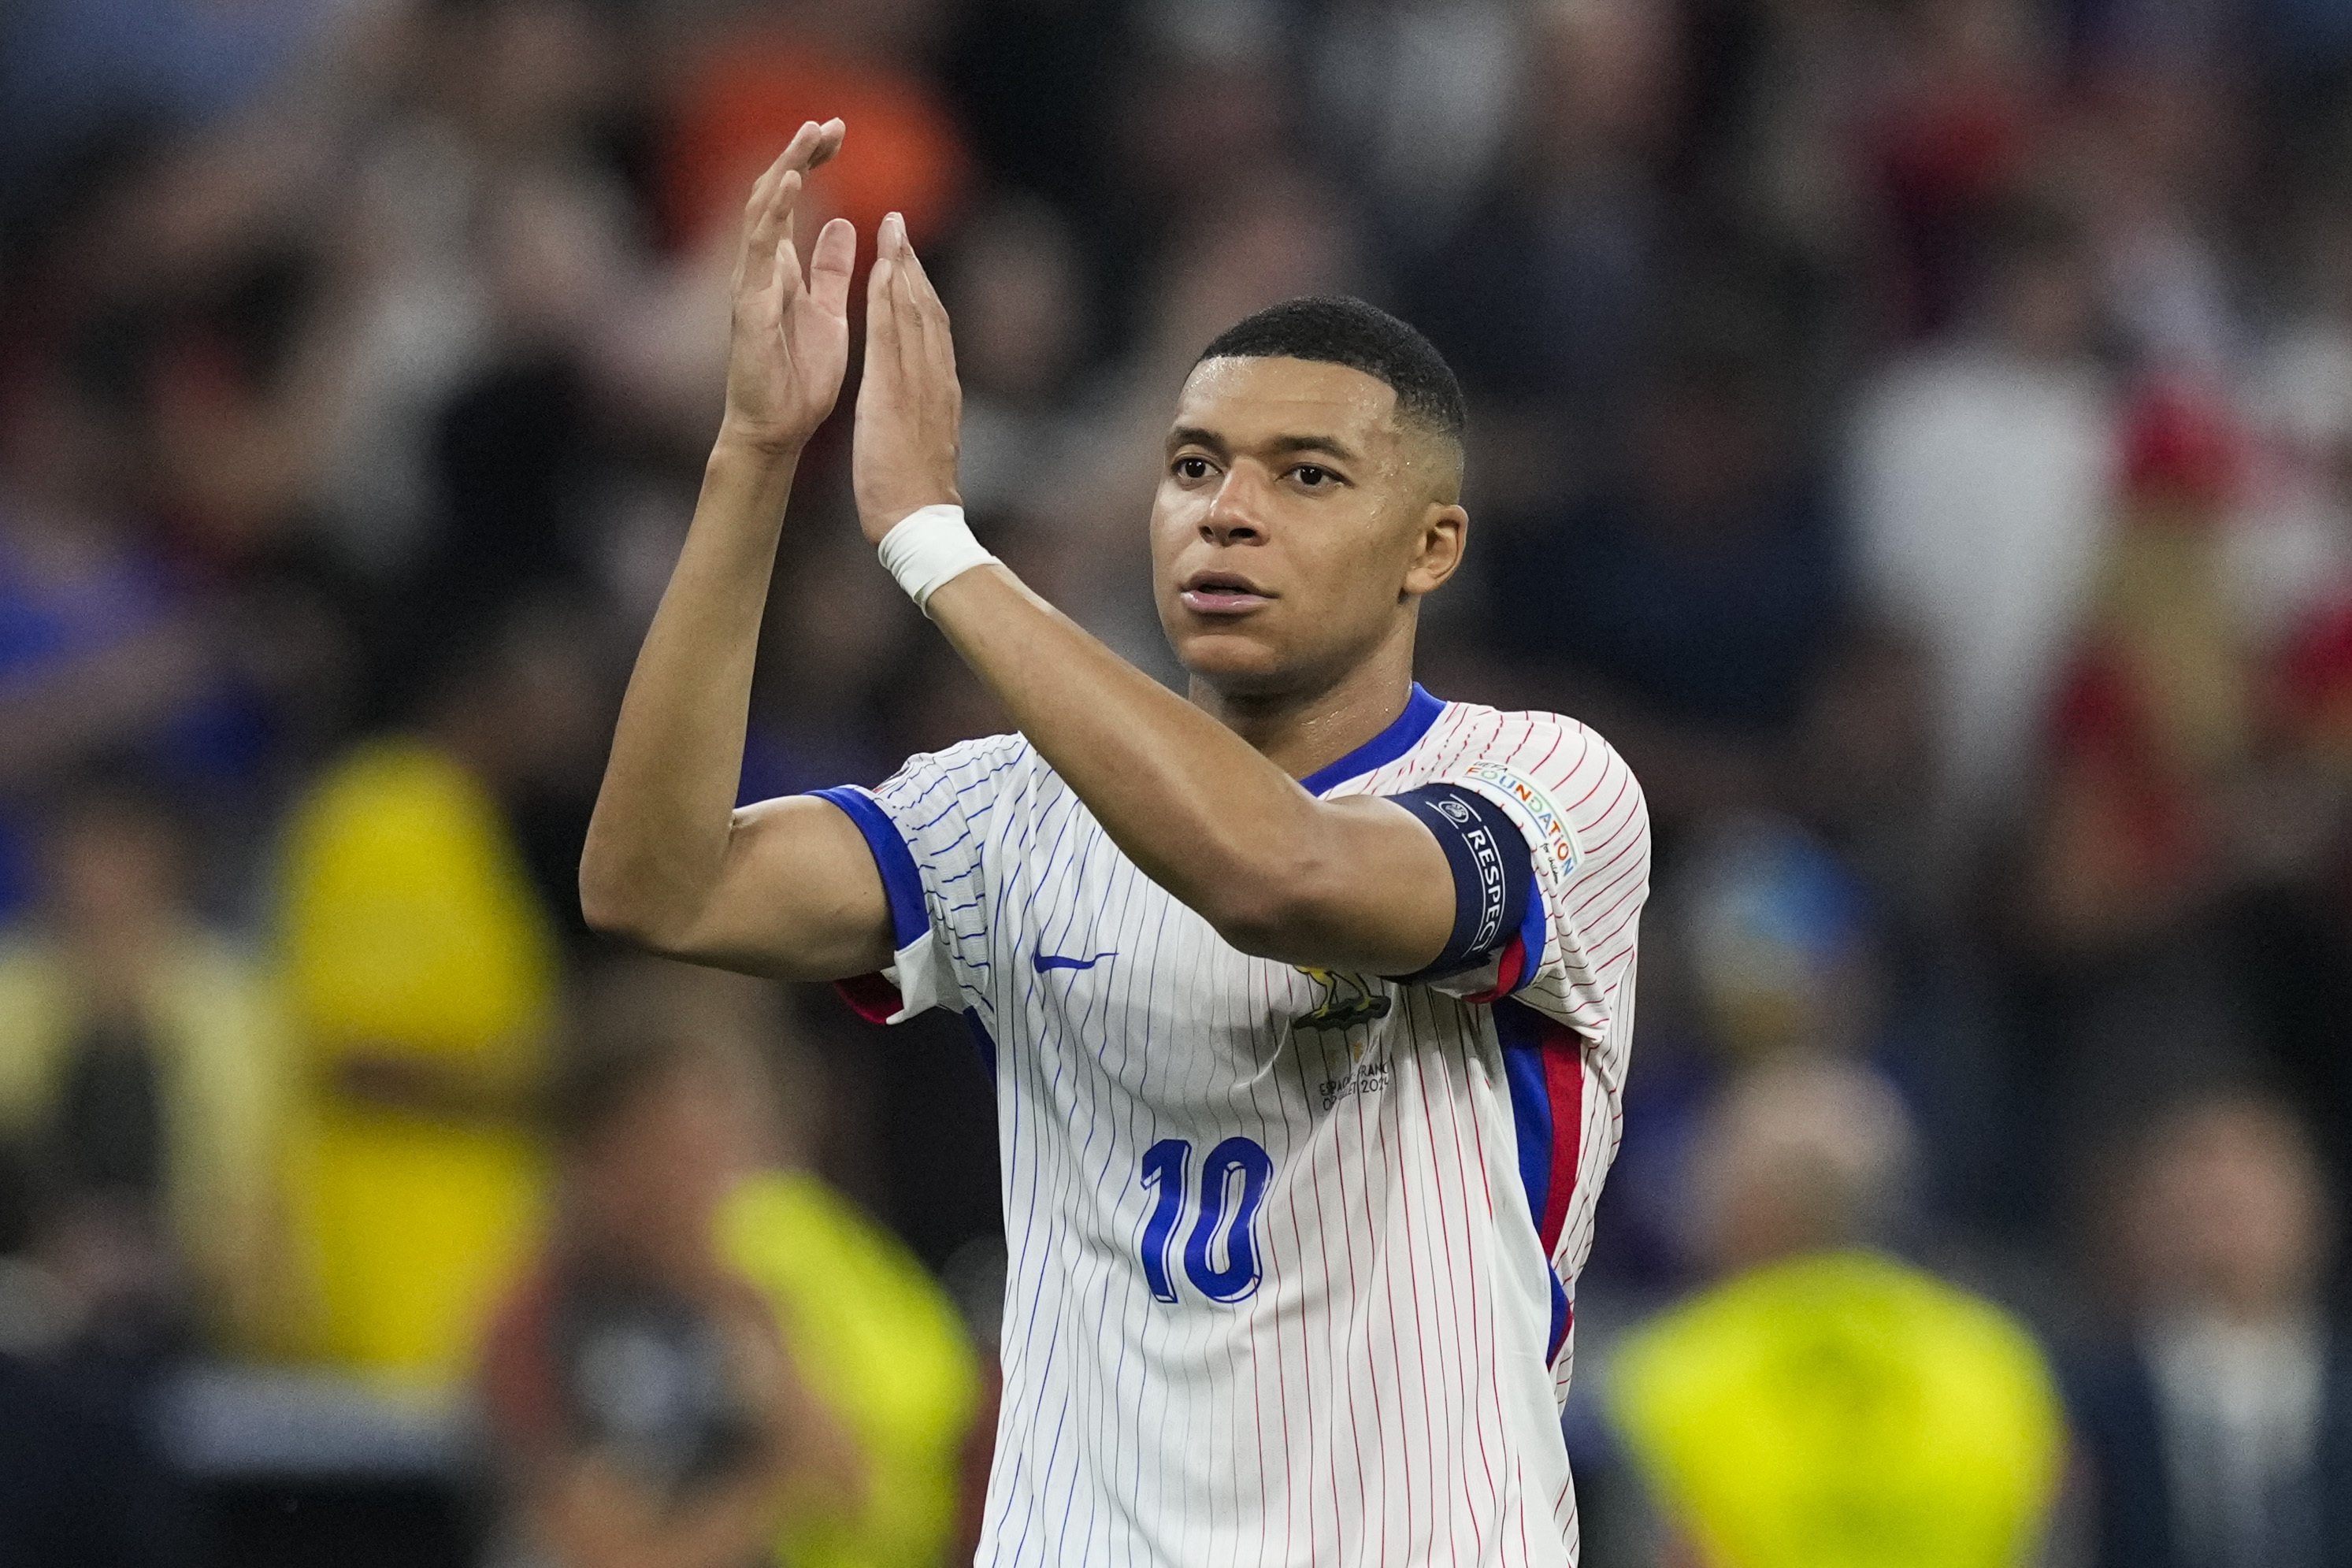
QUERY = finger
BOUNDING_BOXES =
[771,169,805,299]
[864,243,900,381]
[740,135,812,298]
[731,153,787,292]
[775,118,829,177]
[895,218,957,380]
[807,217,855,319]
[739,142,791,227]
[886,214,926,374]
[891,217,950,390]
[804,117,846,173]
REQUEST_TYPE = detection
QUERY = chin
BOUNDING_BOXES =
[1169,625,1293,694]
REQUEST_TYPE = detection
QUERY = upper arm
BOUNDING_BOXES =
[657,794,895,980]
[1212,794,1462,976]
[660,739,1014,1011]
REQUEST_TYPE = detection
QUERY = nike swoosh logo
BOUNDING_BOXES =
[1033,951,1117,973]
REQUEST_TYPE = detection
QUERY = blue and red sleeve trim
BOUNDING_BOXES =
[809,786,929,1024]
[1495,997,1585,1366]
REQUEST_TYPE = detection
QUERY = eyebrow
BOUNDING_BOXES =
[1166,427,1365,465]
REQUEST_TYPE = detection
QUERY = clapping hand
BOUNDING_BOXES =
[852,210,965,542]
[719,119,855,458]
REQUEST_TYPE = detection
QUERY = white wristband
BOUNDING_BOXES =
[876,503,1000,613]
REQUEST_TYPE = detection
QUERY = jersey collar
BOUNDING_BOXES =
[1299,683,1447,798]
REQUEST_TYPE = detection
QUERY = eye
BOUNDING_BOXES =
[1291,464,1337,487]
[1172,455,1215,481]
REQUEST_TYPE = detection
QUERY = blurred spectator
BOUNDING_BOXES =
[1481,308,1847,821]
[273,602,599,1385]
[2237,206,2352,649]
[0,783,292,1359]
[0,362,243,917]
[2068,65,2248,380]
[1401,0,1680,512]
[1592,812,1883,1290]
[1606,1055,2065,1568]
[485,958,982,1568]
[946,195,1090,525]
[1848,198,2116,857]
[0,0,335,222]
[1675,816,1880,1067]
[2029,380,2251,958]
[1874,0,2053,331]
[720,1010,983,1568]
[481,960,861,1568]
[724,1173,981,1568]
[1291,0,1528,253]
[2064,1090,2352,1568]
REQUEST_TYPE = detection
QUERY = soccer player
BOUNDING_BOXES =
[582,120,1649,1564]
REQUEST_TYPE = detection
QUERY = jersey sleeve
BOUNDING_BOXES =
[807,733,1025,1025]
[1424,721,1650,1056]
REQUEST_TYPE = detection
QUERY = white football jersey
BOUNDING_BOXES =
[814,685,1649,1566]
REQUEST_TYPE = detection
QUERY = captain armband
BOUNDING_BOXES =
[1382,784,1535,984]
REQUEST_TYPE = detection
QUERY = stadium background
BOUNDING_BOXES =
[1,0,2350,1562]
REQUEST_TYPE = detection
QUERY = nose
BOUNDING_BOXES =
[1200,471,1267,547]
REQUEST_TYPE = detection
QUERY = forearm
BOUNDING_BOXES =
[581,436,796,943]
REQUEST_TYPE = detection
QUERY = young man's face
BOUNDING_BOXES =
[1150,356,1465,697]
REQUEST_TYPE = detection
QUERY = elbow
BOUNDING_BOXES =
[577,872,644,946]
[1197,856,1336,964]
[577,856,685,953]
[1211,913,1303,964]
[577,879,633,943]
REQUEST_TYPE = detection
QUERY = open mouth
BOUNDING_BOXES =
[1178,570,1275,615]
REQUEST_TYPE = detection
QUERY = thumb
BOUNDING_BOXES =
[807,217,855,317]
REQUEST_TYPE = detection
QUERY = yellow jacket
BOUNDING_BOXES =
[722,1172,982,1568]
[1607,1250,2064,1568]
[274,737,556,1384]
[0,928,294,1351]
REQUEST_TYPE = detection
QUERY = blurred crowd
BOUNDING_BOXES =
[2,0,2352,1562]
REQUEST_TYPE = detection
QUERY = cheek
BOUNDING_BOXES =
[1148,488,1194,574]
[1312,514,1408,605]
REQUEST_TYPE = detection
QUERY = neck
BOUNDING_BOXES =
[1186,620,1420,781]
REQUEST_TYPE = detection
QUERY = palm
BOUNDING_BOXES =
[723,120,855,453]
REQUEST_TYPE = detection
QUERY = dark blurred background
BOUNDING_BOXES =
[2,0,2351,1563]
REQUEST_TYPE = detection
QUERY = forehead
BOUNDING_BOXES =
[1170,356,1403,447]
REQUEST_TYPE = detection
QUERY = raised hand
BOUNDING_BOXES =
[853,210,964,542]
[720,119,855,457]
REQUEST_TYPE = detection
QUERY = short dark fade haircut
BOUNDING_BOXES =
[1196,297,1467,443]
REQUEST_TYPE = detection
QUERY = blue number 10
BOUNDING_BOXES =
[1137,1136,1274,1304]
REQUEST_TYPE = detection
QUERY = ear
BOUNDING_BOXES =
[1401,502,1468,599]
